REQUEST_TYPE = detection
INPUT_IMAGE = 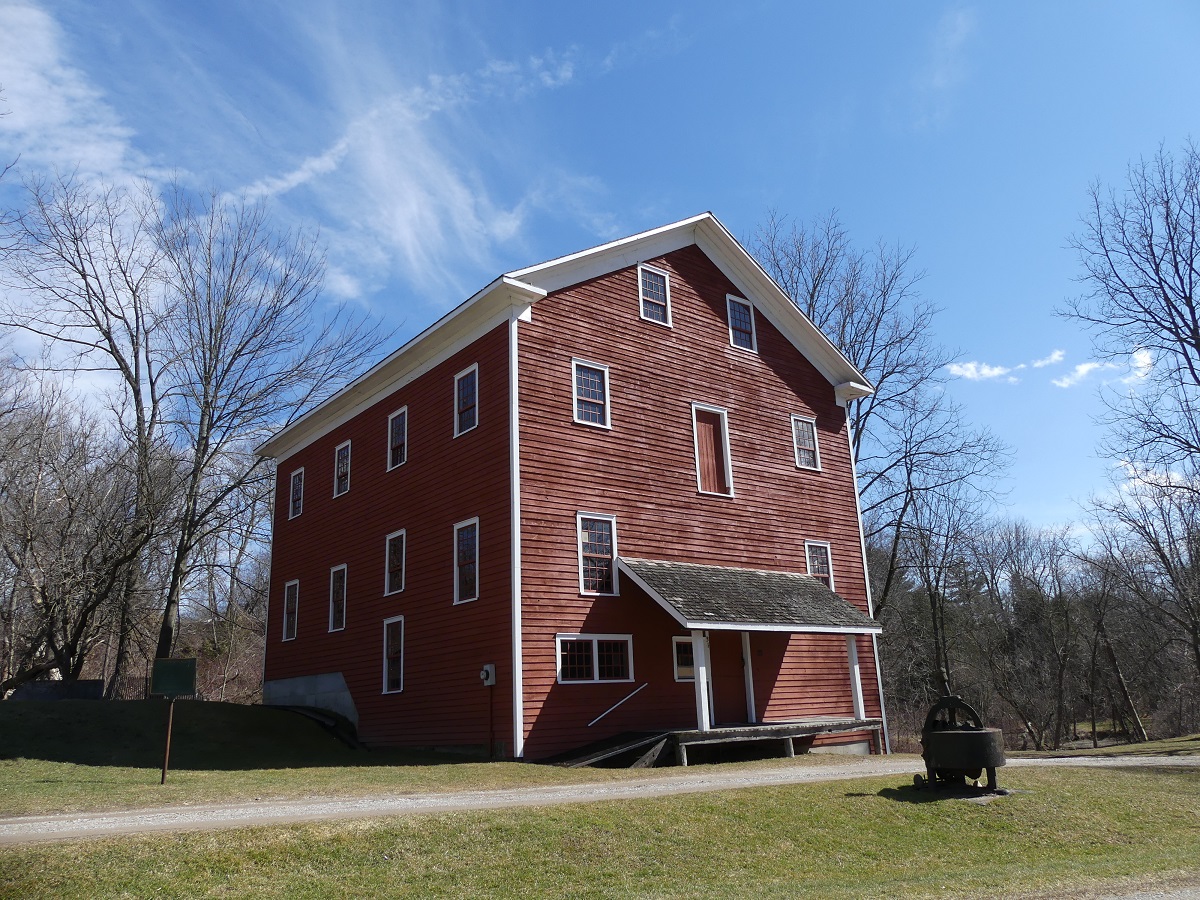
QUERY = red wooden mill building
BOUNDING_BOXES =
[259,213,890,763]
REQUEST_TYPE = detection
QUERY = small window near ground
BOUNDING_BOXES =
[385,530,406,595]
[692,403,733,496]
[282,580,299,641]
[334,441,351,496]
[572,360,611,428]
[454,517,479,603]
[639,264,671,326]
[555,634,633,683]
[577,513,617,595]
[454,364,478,437]
[383,615,404,693]
[806,541,833,590]
[329,565,347,632]
[791,415,820,470]
[289,468,304,519]
[727,296,757,352]
[387,407,408,470]
[672,636,695,682]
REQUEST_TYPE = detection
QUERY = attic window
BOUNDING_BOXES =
[791,415,820,470]
[639,264,671,326]
[454,364,478,437]
[727,296,757,352]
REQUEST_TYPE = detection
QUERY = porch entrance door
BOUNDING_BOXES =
[707,630,748,725]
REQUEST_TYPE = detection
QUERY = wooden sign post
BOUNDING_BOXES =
[150,658,197,785]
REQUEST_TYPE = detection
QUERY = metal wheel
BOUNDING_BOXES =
[913,773,925,789]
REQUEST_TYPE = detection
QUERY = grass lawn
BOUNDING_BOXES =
[1013,732,1200,758]
[1,765,1198,898]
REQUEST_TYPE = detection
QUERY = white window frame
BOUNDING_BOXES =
[288,468,304,519]
[453,363,479,438]
[554,633,635,684]
[576,512,619,596]
[638,263,672,327]
[387,406,408,470]
[791,414,821,471]
[382,615,405,694]
[805,540,834,591]
[690,402,735,497]
[453,516,480,604]
[282,579,299,642]
[571,359,612,429]
[672,635,695,682]
[333,440,352,497]
[384,529,406,595]
[726,295,758,353]
[328,564,347,632]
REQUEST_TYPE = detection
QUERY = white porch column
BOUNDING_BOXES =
[691,629,712,732]
[741,631,757,724]
[846,634,866,720]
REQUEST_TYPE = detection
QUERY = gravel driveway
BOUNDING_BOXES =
[0,754,1195,845]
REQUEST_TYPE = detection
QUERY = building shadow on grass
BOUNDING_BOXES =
[846,784,1011,804]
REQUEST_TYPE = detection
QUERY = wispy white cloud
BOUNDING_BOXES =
[1122,348,1153,383]
[946,361,1011,380]
[910,6,977,129]
[1052,361,1117,388]
[1032,349,1065,368]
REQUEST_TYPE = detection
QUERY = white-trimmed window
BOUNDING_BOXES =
[791,415,821,470]
[454,364,479,437]
[672,636,695,682]
[577,513,618,595]
[282,580,299,641]
[289,468,304,519]
[329,564,347,632]
[387,407,408,470]
[334,440,351,496]
[453,517,479,603]
[638,264,671,326]
[572,360,611,428]
[691,403,734,496]
[555,633,634,683]
[383,615,404,694]
[727,295,757,352]
[806,541,834,590]
[385,529,406,595]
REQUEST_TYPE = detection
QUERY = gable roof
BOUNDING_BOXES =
[617,557,881,634]
[257,212,872,460]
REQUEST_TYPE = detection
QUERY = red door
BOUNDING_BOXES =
[708,631,747,725]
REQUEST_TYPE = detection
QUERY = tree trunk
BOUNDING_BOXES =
[1098,621,1148,742]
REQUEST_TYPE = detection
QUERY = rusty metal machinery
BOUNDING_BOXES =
[914,695,1006,791]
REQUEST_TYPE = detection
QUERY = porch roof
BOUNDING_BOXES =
[616,557,882,634]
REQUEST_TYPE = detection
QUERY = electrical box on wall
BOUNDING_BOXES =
[479,663,496,686]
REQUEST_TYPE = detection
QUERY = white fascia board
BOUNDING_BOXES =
[691,216,873,394]
[506,214,711,294]
[615,561,690,629]
[257,277,544,461]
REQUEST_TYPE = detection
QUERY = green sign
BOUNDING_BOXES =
[151,658,197,698]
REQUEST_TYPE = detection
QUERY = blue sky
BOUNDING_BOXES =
[3,0,1199,527]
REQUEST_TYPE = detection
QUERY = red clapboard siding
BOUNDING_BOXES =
[516,244,881,759]
[265,323,514,753]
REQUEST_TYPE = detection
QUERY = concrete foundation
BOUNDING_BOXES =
[263,672,358,728]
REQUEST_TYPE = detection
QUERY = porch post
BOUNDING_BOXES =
[741,631,757,724]
[691,629,711,732]
[846,634,866,720]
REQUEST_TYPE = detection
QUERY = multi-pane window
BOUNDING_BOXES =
[556,634,633,683]
[806,541,833,590]
[383,616,404,693]
[572,360,610,428]
[385,530,406,595]
[388,407,408,469]
[454,518,479,603]
[727,296,757,352]
[454,364,478,436]
[289,468,304,519]
[791,415,820,470]
[282,580,299,641]
[329,565,347,632]
[577,513,617,595]
[639,264,671,325]
[334,441,351,496]
[673,636,695,682]
[692,404,733,496]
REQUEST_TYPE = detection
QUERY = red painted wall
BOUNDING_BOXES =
[517,245,882,758]
[265,323,514,753]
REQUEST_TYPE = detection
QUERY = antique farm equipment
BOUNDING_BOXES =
[914,695,1006,791]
